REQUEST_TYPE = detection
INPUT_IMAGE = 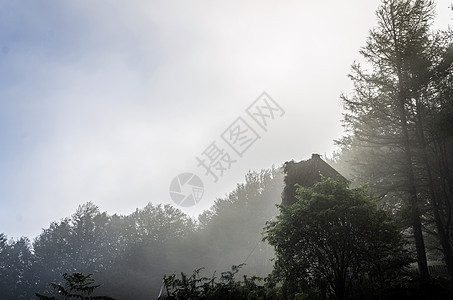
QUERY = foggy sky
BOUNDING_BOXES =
[1,0,451,239]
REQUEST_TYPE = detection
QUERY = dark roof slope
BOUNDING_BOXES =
[282,154,346,206]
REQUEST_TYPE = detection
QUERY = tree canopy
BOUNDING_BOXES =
[265,178,413,300]
[336,0,453,279]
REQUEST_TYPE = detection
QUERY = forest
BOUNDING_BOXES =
[1,0,453,299]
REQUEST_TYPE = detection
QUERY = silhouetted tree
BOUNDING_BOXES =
[0,234,37,298]
[158,264,279,300]
[36,272,115,300]
[339,0,453,279]
[265,178,412,300]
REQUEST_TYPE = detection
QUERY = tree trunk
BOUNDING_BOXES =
[416,103,453,277]
[395,82,429,280]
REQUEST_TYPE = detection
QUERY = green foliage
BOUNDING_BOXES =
[29,201,197,299]
[158,264,280,300]
[0,168,280,299]
[0,234,37,298]
[35,272,115,300]
[265,178,413,299]
[337,0,453,279]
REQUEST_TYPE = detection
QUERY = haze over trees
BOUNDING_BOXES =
[334,0,453,281]
[1,0,453,299]
[0,169,283,299]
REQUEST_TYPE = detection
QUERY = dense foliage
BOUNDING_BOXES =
[0,168,282,299]
[333,0,453,280]
[158,264,279,300]
[265,178,413,300]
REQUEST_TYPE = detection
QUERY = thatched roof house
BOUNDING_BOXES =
[282,154,346,206]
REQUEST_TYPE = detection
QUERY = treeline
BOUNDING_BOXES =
[0,168,283,299]
[3,0,453,299]
[331,0,453,281]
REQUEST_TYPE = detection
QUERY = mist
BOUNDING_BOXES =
[1,0,453,299]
